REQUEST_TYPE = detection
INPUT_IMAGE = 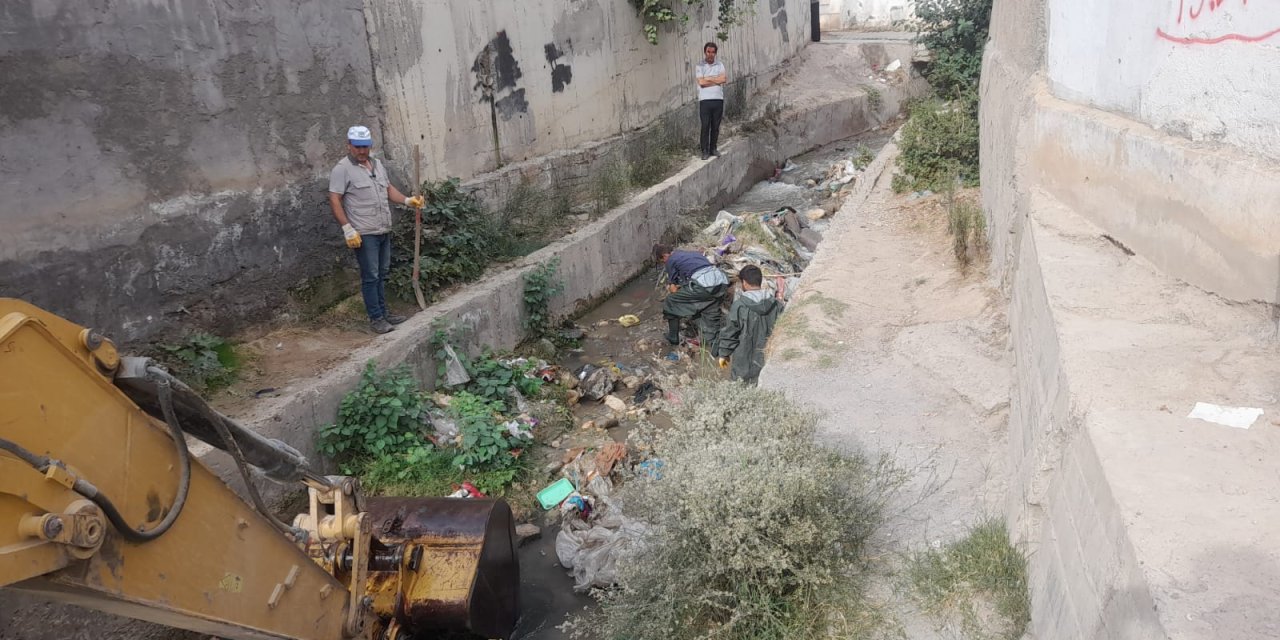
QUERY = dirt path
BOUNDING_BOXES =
[759,141,1012,637]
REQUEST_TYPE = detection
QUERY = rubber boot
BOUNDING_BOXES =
[665,317,681,345]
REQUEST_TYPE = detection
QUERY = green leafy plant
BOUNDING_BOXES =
[362,445,529,497]
[450,391,521,470]
[523,258,564,341]
[155,332,239,392]
[631,0,757,44]
[317,362,427,467]
[388,178,499,302]
[862,84,884,114]
[895,96,980,192]
[915,0,993,102]
[944,183,987,265]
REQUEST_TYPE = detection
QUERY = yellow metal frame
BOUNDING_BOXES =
[0,299,355,640]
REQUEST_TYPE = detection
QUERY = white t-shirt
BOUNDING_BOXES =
[696,61,726,102]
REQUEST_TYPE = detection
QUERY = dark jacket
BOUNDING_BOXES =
[716,289,784,384]
[664,250,713,285]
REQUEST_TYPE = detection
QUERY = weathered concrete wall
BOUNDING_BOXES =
[819,0,914,30]
[0,0,808,345]
[1046,1,1280,160]
[985,0,1280,637]
[0,0,379,343]
[365,0,808,180]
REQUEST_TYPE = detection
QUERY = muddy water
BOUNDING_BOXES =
[510,128,892,640]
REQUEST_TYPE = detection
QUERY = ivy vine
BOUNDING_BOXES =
[631,0,757,45]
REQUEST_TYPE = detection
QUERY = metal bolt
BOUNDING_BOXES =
[42,516,64,540]
[85,331,103,350]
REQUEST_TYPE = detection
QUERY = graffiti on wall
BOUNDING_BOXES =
[1157,0,1280,44]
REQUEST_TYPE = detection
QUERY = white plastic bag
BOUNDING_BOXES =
[441,343,471,387]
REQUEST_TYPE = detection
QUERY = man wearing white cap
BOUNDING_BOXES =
[328,125,424,334]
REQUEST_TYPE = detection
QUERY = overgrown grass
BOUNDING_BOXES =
[361,447,534,499]
[894,97,980,193]
[581,383,906,640]
[895,0,991,192]
[945,187,987,266]
[592,155,631,215]
[909,518,1030,640]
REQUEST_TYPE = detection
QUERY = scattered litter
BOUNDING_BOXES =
[633,380,663,404]
[275,342,284,351]
[664,352,680,361]
[618,314,641,327]
[1186,402,1264,429]
[580,420,597,431]
[594,442,628,477]
[603,395,628,414]
[538,478,576,510]
[441,343,471,386]
[637,458,665,480]
[885,58,902,72]
[702,210,743,236]
[555,501,648,591]
[579,365,616,401]
[449,482,486,499]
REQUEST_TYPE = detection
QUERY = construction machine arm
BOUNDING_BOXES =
[0,299,519,640]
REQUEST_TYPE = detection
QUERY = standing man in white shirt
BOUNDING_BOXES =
[695,42,727,161]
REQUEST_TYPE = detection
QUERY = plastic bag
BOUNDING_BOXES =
[441,343,471,387]
[554,508,649,591]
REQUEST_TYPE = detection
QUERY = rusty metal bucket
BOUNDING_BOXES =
[363,497,520,640]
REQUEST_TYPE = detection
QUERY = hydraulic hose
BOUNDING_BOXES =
[145,367,306,540]
[0,373,192,543]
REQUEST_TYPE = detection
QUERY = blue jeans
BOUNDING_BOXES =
[352,233,391,321]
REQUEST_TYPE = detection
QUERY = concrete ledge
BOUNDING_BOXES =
[1028,92,1280,304]
[1009,189,1280,640]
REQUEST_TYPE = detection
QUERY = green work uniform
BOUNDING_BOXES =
[663,280,728,351]
[715,289,784,385]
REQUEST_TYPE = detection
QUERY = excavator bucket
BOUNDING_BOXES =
[363,496,520,640]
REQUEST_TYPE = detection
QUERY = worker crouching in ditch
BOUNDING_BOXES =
[715,265,785,386]
[654,244,729,350]
[328,125,425,334]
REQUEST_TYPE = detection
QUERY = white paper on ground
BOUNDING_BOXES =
[1186,402,1264,429]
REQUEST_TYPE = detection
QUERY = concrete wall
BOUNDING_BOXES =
[367,0,808,180]
[819,0,914,30]
[0,0,378,342]
[1046,0,1280,160]
[984,0,1280,305]
[985,0,1280,636]
[0,0,808,345]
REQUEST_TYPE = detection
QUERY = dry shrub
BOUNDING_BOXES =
[587,382,905,640]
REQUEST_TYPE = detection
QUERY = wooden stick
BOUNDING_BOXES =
[411,145,427,311]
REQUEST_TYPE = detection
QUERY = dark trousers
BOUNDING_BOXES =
[699,99,724,156]
[663,281,727,352]
[352,232,391,321]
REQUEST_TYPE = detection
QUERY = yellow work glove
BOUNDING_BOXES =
[717,357,729,369]
[405,195,425,209]
[342,224,362,249]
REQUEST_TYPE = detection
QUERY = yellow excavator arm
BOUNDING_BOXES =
[0,298,519,640]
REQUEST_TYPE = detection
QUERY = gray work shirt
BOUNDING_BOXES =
[696,61,726,102]
[329,155,392,235]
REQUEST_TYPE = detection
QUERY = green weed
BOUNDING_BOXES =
[909,518,1031,640]
[155,332,239,393]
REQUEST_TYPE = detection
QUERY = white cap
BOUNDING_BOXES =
[347,125,373,146]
